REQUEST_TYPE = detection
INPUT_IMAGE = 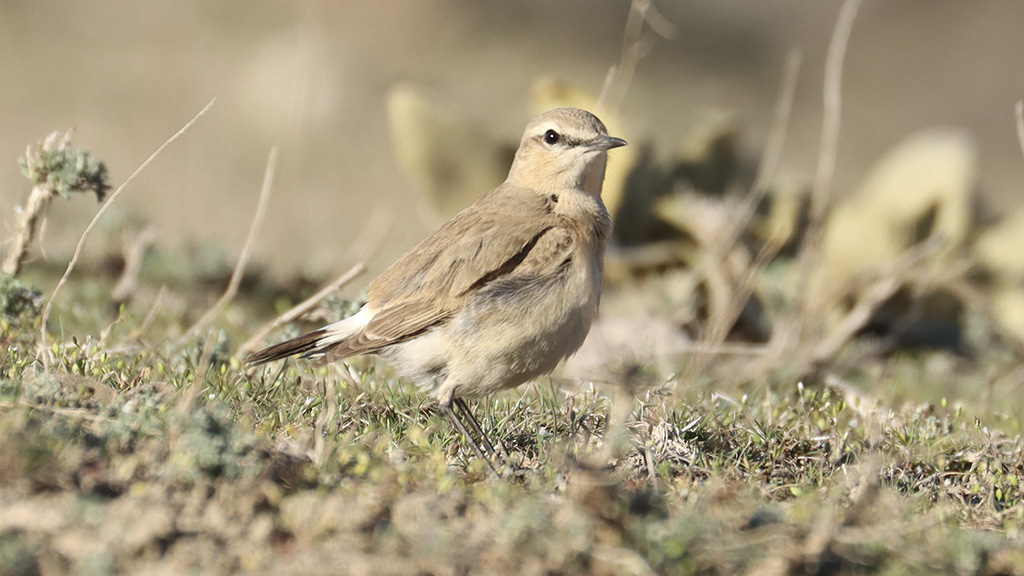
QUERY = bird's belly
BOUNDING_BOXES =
[440,261,600,400]
[381,299,592,402]
[379,329,448,387]
[380,246,602,404]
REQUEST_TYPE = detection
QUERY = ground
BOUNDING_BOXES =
[2,260,1024,574]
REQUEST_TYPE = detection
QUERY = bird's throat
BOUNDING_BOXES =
[582,156,609,198]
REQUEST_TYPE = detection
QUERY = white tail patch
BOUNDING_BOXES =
[313,307,374,349]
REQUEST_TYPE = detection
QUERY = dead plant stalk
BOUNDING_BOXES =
[3,184,52,276]
[796,0,861,326]
[179,147,277,344]
[39,99,216,370]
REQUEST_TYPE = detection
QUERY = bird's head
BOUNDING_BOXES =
[508,107,627,197]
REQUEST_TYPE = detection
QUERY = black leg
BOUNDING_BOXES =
[440,401,499,477]
[453,398,496,456]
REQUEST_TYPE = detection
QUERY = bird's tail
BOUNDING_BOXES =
[243,329,331,365]
[243,308,372,365]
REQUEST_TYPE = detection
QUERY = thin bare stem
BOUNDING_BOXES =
[178,333,216,413]
[236,262,367,359]
[596,66,619,115]
[39,99,216,370]
[136,284,169,338]
[597,0,677,114]
[711,50,802,318]
[1015,100,1024,162]
[675,341,768,357]
[747,50,803,214]
[797,0,861,323]
[809,0,860,237]
[179,147,277,343]
[633,0,678,39]
[111,226,157,305]
[687,50,801,376]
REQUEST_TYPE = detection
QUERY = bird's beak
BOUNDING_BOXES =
[594,135,628,150]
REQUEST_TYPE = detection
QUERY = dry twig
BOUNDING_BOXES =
[179,147,277,344]
[39,100,215,370]
[111,226,157,306]
[703,50,803,347]
[682,50,801,383]
[597,0,677,114]
[136,285,169,338]
[1016,100,1024,162]
[4,183,55,276]
[744,0,860,384]
[805,0,861,256]
[797,0,861,321]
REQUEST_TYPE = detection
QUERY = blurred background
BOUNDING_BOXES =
[2,0,1024,281]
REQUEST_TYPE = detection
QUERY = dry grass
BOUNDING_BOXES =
[2,252,1024,575]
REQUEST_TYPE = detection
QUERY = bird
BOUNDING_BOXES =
[245,107,627,470]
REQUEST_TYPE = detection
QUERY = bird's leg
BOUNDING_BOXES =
[453,397,509,461]
[440,401,499,477]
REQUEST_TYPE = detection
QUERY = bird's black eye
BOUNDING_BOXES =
[543,129,560,145]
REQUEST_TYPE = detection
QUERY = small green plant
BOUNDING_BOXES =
[0,273,42,329]
[2,130,109,276]
[18,130,109,201]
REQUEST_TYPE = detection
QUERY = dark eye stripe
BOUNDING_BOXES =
[539,130,583,148]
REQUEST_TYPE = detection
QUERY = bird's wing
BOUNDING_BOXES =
[248,186,563,365]
[360,185,562,345]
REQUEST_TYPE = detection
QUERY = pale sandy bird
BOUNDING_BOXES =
[246,107,627,467]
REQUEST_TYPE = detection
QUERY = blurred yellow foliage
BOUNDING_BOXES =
[385,83,512,225]
[819,129,977,293]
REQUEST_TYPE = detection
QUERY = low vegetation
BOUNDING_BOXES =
[2,249,1024,575]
